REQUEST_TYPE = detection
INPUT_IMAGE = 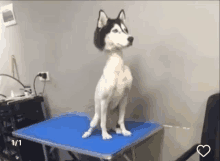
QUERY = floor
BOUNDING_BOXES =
[162,126,201,161]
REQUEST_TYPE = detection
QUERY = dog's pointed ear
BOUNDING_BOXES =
[117,9,126,23]
[98,10,108,28]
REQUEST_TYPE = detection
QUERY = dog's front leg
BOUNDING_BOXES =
[118,93,132,137]
[101,99,112,140]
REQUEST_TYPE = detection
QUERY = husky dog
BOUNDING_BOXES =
[82,10,134,140]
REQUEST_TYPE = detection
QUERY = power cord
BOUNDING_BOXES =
[33,75,39,96]
[33,73,47,96]
[0,74,25,88]
[0,94,7,98]
[0,73,47,97]
[42,77,46,95]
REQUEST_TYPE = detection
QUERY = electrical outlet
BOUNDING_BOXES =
[38,72,50,81]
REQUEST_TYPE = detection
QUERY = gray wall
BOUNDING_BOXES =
[0,1,219,161]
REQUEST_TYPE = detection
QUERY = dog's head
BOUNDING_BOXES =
[94,10,134,51]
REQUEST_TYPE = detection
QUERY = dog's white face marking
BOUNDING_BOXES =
[105,24,131,51]
[120,23,127,33]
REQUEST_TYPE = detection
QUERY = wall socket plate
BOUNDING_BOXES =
[38,72,50,81]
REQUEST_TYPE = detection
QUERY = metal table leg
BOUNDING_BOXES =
[123,146,136,161]
[42,144,48,161]
[131,147,136,161]
[123,154,132,161]
[68,151,80,161]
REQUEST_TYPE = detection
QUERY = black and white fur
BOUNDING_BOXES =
[82,10,134,140]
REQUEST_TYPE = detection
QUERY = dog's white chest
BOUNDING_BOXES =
[96,55,133,107]
[115,70,128,94]
[110,65,132,108]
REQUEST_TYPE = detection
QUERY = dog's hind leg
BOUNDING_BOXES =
[101,99,112,140]
[118,92,132,137]
[82,101,101,138]
[111,106,122,134]
[113,125,122,134]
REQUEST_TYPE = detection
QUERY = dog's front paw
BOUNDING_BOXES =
[82,131,91,138]
[122,130,132,136]
[102,132,112,140]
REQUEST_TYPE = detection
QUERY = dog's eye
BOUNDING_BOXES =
[112,29,118,33]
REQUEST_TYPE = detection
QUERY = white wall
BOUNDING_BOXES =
[0,1,219,161]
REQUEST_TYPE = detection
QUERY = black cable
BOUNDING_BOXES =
[42,79,46,95]
[0,94,7,98]
[34,73,47,96]
[0,74,25,88]
[33,74,40,96]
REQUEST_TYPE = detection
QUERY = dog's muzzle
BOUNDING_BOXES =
[128,36,134,45]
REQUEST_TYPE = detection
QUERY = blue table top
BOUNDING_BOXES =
[13,112,163,159]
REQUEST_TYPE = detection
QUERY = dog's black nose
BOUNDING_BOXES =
[128,37,134,43]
